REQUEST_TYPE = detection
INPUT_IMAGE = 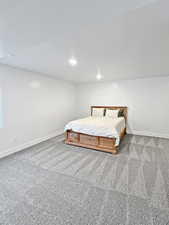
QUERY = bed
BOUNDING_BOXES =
[64,106,127,154]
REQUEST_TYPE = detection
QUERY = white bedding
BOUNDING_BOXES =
[64,116,125,146]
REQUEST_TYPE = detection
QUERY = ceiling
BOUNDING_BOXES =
[0,0,169,83]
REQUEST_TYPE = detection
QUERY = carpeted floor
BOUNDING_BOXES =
[0,134,169,225]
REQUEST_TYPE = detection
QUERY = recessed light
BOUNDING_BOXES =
[7,53,14,57]
[96,72,103,80]
[68,57,78,67]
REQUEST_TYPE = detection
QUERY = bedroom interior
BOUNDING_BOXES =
[0,0,169,224]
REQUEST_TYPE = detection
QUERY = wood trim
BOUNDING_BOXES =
[65,139,117,154]
[65,128,126,154]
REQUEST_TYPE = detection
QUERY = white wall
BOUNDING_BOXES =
[0,64,76,157]
[76,77,169,139]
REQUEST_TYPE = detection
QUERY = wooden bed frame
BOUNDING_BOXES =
[65,106,127,154]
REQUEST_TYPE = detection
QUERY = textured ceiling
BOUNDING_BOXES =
[0,0,169,82]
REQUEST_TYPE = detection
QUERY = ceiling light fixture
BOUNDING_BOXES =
[7,53,14,57]
[96,69,103,80]
[68,56,78,67]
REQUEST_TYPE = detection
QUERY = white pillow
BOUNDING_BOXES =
[105,109,119,118]
[92,108,104,117]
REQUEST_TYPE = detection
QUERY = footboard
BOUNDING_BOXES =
[65,130,126,154]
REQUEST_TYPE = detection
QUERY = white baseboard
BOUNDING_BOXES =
[127,129,169,139]
[0,129,64,159]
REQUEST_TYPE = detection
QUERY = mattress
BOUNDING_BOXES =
[64,116,125,146]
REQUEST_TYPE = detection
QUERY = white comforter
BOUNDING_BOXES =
[64,116,125,146]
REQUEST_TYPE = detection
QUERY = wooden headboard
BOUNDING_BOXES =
[91,106,128,121]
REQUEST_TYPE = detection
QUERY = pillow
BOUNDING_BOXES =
[92,108,104,117]
[105,109,119,118]
[118,109,124,117]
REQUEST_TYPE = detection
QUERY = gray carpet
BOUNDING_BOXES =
[0,134,169,225]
